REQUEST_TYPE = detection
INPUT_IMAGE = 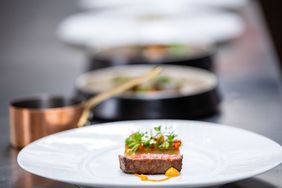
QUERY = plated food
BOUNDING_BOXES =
[76,65,220,120]
[17,120,282,188]
[119,126,183,175]
[78,66,211,98]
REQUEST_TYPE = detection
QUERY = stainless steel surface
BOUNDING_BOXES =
[0,0,282,188]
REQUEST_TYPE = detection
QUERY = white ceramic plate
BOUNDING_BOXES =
[18,120,282,188]
[57,7,244,47]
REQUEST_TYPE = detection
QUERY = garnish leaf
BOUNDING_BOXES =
[154,126,161,132]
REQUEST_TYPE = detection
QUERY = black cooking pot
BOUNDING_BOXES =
[76,65,221,121]
[86,44,216,71]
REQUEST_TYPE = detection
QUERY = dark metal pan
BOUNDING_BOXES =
[75,65,221,121]
[86,44,216,71]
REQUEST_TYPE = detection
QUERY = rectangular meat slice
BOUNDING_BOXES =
[119,154,183,174]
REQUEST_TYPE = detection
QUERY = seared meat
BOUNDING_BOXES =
[119,154,183,174]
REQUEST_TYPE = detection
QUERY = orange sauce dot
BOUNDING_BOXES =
[135,167,180,182]
[165,167,180,177]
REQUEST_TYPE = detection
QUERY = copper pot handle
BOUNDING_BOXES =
[77,67,162,127]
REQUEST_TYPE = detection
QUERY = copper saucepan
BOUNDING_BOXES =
[10,67,161,148]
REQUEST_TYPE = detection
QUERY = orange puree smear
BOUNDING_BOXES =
[135,167,180,182]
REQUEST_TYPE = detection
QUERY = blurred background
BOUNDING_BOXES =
[1,0,282,187]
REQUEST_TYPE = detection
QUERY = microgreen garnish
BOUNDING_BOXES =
[125,126,181,153]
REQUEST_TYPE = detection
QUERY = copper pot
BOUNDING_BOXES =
[10,96,83,148]
[10,67,161,148]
